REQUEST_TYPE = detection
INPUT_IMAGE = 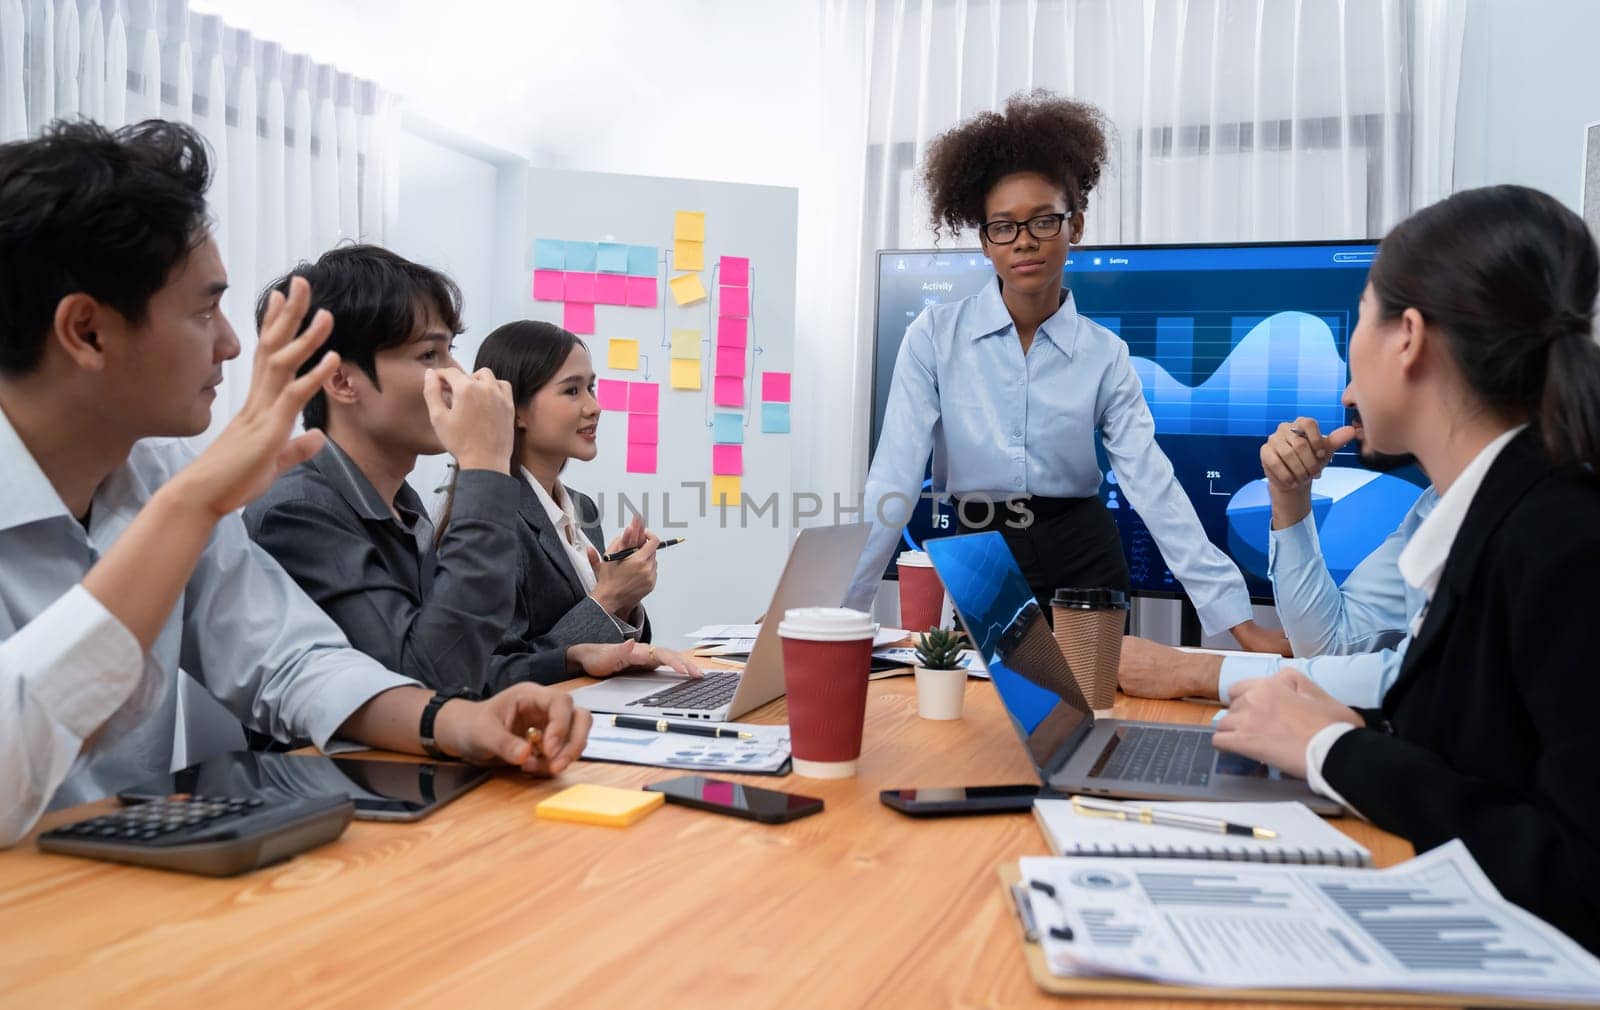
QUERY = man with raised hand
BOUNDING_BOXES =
[0,120,616,847]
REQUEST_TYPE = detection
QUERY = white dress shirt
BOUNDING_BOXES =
[1303,425,1527,810]
[0,408,417,847]
[522,468,598,594]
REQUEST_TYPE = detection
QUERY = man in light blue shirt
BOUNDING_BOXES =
[0,121,625,847]
[1118,415,1435,708]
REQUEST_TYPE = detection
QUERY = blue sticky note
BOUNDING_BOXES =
[597,242,630,274]
[565,241,599,272]
[761,402,790,434]
[627,245,658,277]
[712,412,744,444]
[532,238,565,270]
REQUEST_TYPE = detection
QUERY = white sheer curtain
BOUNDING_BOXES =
[0,0,399,435]
[797,0,1467,508]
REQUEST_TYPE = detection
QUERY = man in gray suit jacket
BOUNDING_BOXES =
[244,247,689,695]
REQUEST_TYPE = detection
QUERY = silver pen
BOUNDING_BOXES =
[1070,794,1278,839]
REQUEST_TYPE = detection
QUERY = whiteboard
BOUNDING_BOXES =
[491,167,801,640]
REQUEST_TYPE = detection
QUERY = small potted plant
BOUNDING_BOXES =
[913,627,969,720]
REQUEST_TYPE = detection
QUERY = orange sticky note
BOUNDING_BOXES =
[669,273,707,307]
[711,475,741,507]
[674,210,706,242]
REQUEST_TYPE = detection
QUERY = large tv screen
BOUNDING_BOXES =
[871,241,1427,602]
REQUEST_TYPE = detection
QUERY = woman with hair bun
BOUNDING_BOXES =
[1214,185,1600,953]
[845,90,1277,653]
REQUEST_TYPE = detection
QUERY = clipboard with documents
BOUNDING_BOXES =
[998,840,1600,1007]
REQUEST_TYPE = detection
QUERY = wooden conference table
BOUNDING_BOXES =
[0,678,1434,1010]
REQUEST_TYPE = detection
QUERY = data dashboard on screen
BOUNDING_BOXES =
[871,241,1427,601]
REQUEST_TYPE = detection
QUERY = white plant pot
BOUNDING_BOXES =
[913,665,967,720]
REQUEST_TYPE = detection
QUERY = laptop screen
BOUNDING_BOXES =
[924,533,1096,780]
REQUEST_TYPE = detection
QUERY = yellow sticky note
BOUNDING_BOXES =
[669,273,707,307]
[670,328,702,360]
[674,210,705,242]
[535,784,664,828]
[607,338,639,371]
[712,475,741,507]
[670,358,702,390]
[673,239,704,273]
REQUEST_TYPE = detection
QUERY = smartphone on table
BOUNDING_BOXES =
[644,775,823,824]
[879,784,1048,817]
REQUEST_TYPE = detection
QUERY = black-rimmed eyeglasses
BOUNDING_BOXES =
[980,212,1069,245]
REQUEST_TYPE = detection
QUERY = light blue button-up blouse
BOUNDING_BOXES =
[845,276,1253,635]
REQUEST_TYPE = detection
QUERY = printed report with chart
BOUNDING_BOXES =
[1018,840,1600,1004]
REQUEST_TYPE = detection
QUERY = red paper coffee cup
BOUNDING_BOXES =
[897,551,943,633]
[779,607,876,778]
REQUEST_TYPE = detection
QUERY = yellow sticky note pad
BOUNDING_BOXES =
[712,475,741,507]
[535,784,664,828]
[670,329,702,359]
[669,273,707,306]
[670,358,702,390]
[674,210,705,242]
[673,239,704,273]
[607,338,639,371]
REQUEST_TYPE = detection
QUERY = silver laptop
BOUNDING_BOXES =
[570,523,871,722]
[925,532,1340,814]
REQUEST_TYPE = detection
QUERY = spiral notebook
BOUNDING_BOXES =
[1033,797,1372,867]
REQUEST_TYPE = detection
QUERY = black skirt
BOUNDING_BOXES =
[955,495,1130,621]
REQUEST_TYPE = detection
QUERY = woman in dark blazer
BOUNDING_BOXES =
[1212,185,1600,954]
[437,322,687,682]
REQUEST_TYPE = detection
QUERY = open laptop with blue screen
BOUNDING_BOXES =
[924,532,1339,814]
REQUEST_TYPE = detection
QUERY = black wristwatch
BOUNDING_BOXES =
[419,688,480,759]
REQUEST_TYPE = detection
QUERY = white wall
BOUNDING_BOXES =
[193,0,824,188]
[1453,0,1600,210]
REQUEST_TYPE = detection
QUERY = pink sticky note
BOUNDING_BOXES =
[719,285,749,317]
[626,276,658,308]
[717,316,747,347]
[720,256,750,286]
[563,272,597,304]
[762,371,792,403]
[715,344,746,378]
[597,378,628,411]
[629,381,659,414]
[532,270,565,301]
[714,376,744,408]
[626,442,657,474]
[595,273,628,306]
[627,412,659,445]
[712,444,743,476]
[563,301,595,334]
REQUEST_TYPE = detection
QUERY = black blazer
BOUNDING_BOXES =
[245,441,568,694]
[1323,429,1600,954]
[486,483,651,686]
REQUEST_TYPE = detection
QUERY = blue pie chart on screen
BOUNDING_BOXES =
[1226,469,1425,584]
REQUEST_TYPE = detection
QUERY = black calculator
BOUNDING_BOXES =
[37,791,354,877]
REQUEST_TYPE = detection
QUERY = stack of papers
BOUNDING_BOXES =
[581,718,791,775]
[868,647,989,679]
[1017,840,1600,1004]
[687,624,909,656]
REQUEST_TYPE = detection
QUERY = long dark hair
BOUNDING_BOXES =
[434,320,584,542]
[1368,184,1600,470]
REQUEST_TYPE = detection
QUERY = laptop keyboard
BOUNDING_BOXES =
[628,671,741,711]
[1090,727,1215,787]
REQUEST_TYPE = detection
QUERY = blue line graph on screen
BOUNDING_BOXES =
[1092,310,1348,438]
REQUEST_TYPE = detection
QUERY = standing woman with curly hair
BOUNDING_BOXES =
[845,91,1278,652]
